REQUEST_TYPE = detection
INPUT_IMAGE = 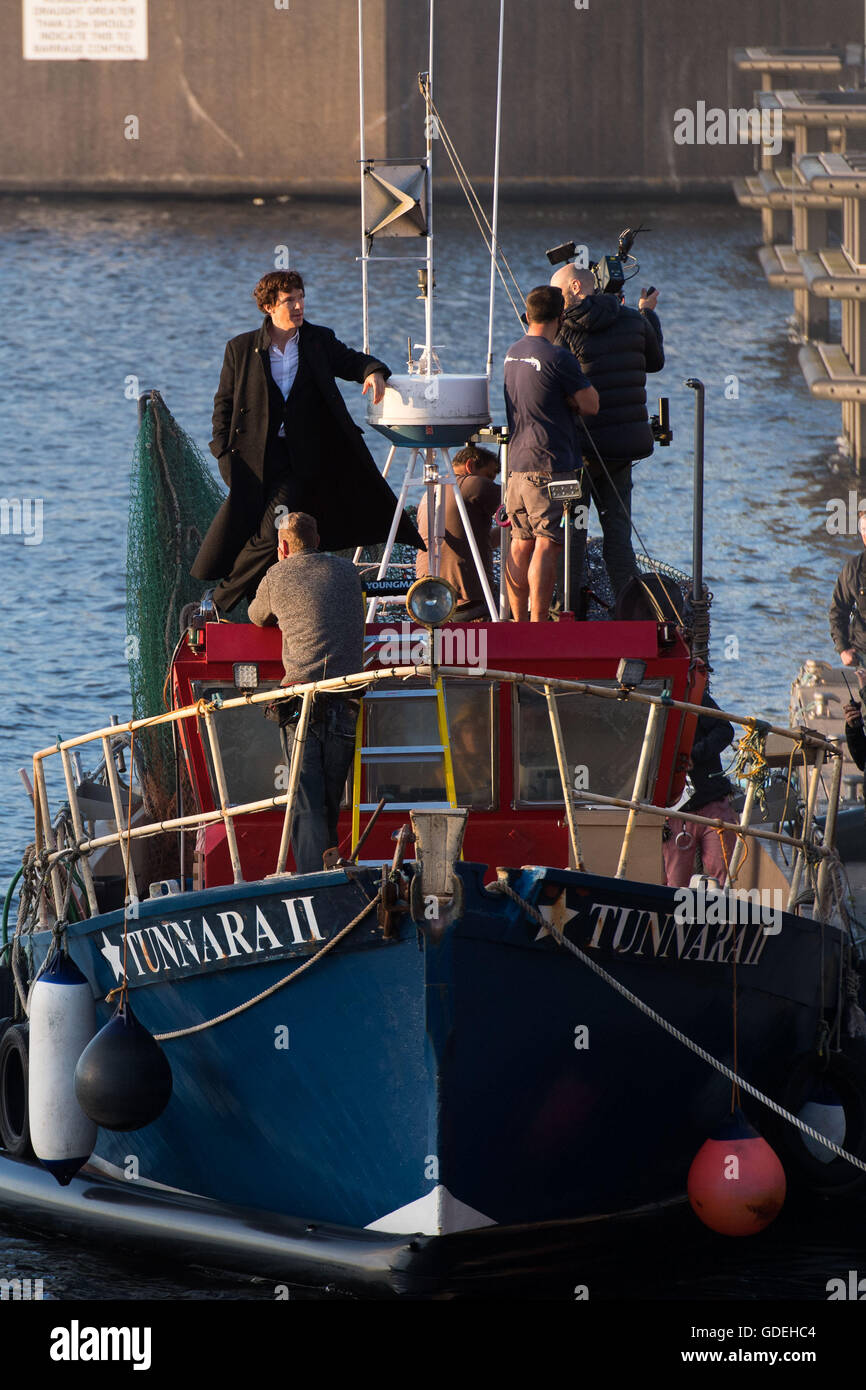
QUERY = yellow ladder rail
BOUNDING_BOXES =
[350,677,458,858]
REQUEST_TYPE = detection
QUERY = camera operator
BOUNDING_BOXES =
[550,264,664,607]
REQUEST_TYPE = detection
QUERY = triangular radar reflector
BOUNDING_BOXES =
[364,163,428,241]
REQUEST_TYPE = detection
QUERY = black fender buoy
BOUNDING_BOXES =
[0,1022,33,1158]
[764,1047,866,1197]
[74,995,172,1131]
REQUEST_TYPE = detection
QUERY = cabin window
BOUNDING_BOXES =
[362,681,495,809]
[514,681,669,805]
[193,681,283,806]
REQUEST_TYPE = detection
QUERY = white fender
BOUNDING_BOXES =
[28,951,97,1184]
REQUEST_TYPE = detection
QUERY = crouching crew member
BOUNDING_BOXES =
[249,511,363,873]
[664,692,737,888]
[415,444,501,619]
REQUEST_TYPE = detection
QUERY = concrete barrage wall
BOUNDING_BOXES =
[0,0,863,194]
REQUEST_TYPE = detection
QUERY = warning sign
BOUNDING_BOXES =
[23,0,148,60]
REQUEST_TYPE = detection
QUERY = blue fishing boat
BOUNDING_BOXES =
[2,0,866,1300]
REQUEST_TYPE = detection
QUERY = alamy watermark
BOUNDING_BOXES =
[674,102,782,157]
[826,492,866,535]
[0,497,43,545]
[674,885,783,935]
[377,621,487,672]
[0,1276,44,1300]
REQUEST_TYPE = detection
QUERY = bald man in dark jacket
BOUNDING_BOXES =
[551,265,664,604]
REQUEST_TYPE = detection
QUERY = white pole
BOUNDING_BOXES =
[486,0,505,379]
[358,0,370,352]
[424,0,435,367]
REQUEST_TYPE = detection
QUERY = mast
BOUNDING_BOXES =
[486,0,505,379]
[358,0,370,353]
[424,0,435,369]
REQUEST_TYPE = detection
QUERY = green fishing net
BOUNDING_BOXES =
[126,392,224,808]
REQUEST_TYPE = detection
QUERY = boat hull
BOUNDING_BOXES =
[6,861,846,1260]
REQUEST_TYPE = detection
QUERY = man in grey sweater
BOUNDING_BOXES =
[249,511,364,872]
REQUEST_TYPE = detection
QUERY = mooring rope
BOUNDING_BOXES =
[489,879,866,1172]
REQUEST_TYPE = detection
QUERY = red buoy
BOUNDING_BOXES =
[687,1110,786,1236]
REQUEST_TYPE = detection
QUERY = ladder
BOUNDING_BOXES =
[351,678,458,853]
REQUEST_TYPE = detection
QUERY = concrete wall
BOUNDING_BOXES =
[0,0,388,193]
[385,0,866,192]
[0,0,863,194]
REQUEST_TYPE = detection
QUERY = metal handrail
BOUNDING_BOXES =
[28,664,843,924]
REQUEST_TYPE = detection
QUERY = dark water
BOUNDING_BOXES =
[0,195,863,1301]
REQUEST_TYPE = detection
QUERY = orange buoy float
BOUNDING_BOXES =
[687,1109,786,1236]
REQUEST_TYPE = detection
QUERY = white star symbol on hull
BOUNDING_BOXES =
[99,931,124,982]
[534,895,580,941]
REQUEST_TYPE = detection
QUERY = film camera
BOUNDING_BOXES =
[546,224,672,448]
[546,224,649,298]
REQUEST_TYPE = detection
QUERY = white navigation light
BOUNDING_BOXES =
[367,374,490,448]
[233,663,259,692]
[407,577,456,629]
[616,658,647,689]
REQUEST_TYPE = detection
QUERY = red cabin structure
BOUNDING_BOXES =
[172,617,706,889]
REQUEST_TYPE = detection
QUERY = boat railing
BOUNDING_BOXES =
[26,666,846,928]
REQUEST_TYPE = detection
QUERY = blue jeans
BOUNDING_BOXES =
[280,698,359,873]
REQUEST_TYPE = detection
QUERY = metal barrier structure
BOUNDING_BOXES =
[27,665,847,930]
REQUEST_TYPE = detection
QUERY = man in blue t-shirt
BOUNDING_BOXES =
[503,285,598,621]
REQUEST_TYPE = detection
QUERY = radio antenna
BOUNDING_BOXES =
[486,0,505,379]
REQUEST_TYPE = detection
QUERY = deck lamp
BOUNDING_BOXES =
[406,576,456,629]
[616,657,646,690]
[233,663,259,694]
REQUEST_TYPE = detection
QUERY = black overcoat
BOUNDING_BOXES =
[557,296,664,464]
[192,318,420,580]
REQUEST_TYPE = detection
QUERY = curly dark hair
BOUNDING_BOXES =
[453,444,499,471]
[253,270,305,312]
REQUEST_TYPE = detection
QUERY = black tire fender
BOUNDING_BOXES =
[0,1022,33,1159]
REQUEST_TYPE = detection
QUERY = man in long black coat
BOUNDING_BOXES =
[191,270,419,613]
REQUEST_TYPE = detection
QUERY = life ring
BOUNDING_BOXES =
[0,1022,33,1159]
[763,1046,866,1197]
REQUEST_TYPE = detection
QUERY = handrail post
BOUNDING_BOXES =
[544,684,585,870]
[202,706,244,884]
[101,733,139,907]
[814,751,843,919]
[32,755,64,923]
[727,780,757,887]
[616,702,661,879]
[59,746,100,916]
[787,749,825,912]
[275,690,315,875]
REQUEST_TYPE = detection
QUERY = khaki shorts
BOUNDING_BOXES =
[506,472,564,543]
